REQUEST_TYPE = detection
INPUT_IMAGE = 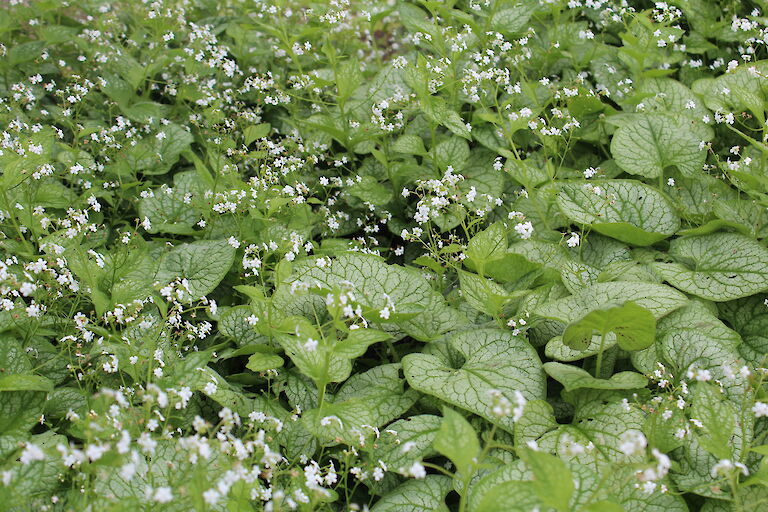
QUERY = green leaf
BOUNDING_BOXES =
[434,137,470,171]
[138,171,203,235]
[544,362,648,392]
[0,374,53,393]
[245,351,284,372]
[371,476,452,512]
[88,439,224,510]
[611,113,708,178]
[654,233,768,301]
[693,61,768,125]
[187,366,288,422]
[490,4,536,36]
[521,449,574,512]
[0,337,47,435]
[218,305,266,347]
[605,466,689,511]
[719,295,768,366]
[535,282,687,324]
[123,123,194,175]
[433,407,480,476]
[398,3,436,38]
[372,415,441,473]
[557,180,680,246]
[302,364,418,445]
[244,123,271,145]
[468,472,540,512]
[466,222,507,272]
[336,58,363,102]
[636,302,744,398]
[403,328,545,433]
[392,134,427,155]
[458,270,509,317]
[573,401,646,463]
[562,301,656,351]
[424,97,472,139]
[514,400,558,449]
[0,391,46,435]
[333,328,391,359]
[272,253,466,341]
[274,316,350,384]
[582,501,632,512]
[156,239,236,300]
[348,175,393,205]
[8,41,45,65]
[691,382,736,460]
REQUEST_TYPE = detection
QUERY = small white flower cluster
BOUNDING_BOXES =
[488,389,526,421]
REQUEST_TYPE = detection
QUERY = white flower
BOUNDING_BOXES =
[514,221,534,240]
[566,232,580,247]
[618,430,647,457]
[711,459,749,478]
[20,444,45,464]
[320,415,342,427]
[407,462,426,479]
[753,401,768,418]
[203,381,217,396]
[152,487,173,503]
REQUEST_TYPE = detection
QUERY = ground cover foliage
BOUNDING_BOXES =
[3,0,768,510]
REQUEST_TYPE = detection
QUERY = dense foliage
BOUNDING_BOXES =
[2,0,768,510]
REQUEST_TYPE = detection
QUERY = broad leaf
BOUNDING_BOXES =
[458,270,509,317]
[245,351,284,372]
[371,476,452,512]
[466,222,507,272]
[302,364,418,445]
[433,407,480,476]
[611,113,708,178]
[691,383,737,460]
[557,180,680,245]
[654,233,768,301]
[573,402,646,463]
[372,415,441,473]
[514,400,558,449]
[719,296,768,366]
[403,329,544,433]
[544,362,648,392]
[0,375,53,393]
[562,301,656,351]
[272,253,466,341]
[156,239,235,300]
[333,328,391,359]
[535,282,687,324]
[137,171,202,234]
[522,449,574,512]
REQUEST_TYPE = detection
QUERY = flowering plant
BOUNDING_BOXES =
[2,0,768,511]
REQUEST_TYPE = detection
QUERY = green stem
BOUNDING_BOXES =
[731,473,744,512]
[386,338,400,363]
[317,382,327,411]
[594,332,606,378]
[421,461,454,478]
[1,187,33,255]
